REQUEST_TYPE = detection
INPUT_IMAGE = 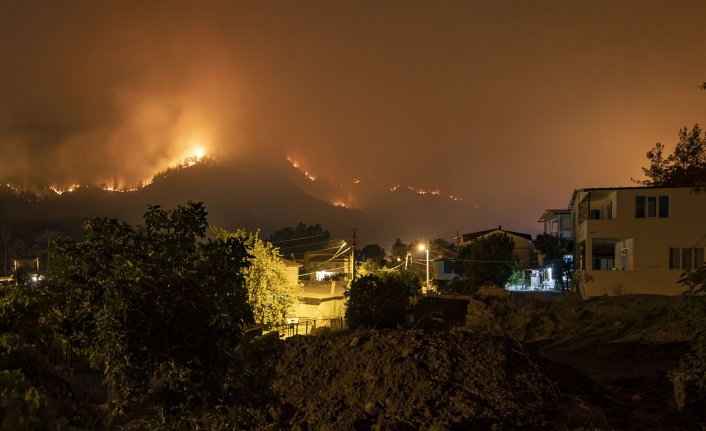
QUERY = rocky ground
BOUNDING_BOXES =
[259,292,703,430]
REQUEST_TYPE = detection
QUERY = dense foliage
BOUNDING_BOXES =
[48,202,254,419]
[266,222,331,259]
[360,243,385,263]
[215,228,300,329]
[0,283,100,429]
[638,124,706,187]
[345,271,420,329]
[390,238,456,261]
[455,233,516,288]
[676,266,706,426]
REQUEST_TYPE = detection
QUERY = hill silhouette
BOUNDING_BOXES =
[1,158,502,248]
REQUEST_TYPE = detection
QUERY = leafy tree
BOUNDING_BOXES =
[533,233,573,293]
[390,238,410,260]
[0,283,101,429]
[345,271,419,329]
[676,267,706,427]
[638,124,706,187]
[267,222,331,259]
[429,238,457,259]
[456,233,515,287]
[360,243,385,263]
[214,228,300,329]
[48,202,254,418]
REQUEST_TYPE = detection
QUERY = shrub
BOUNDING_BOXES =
[345,272,418,329]
[48,202,254,418]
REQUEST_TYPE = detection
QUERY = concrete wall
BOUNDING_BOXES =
[572,187,706,297]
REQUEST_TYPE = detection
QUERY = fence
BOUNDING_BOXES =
[274,317,346,338]
[48,339,91,370]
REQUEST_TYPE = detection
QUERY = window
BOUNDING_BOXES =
[659,195,669,217]
[591,238,632,271]
[636,195,669,218]
[669,247,705,270]
[442,260,454,274]
[647,196,656,217]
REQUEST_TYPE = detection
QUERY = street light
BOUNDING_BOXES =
[418,243,429,293]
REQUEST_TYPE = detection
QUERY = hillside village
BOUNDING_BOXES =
[4,183,705,326]
[2,107,706,431]
[273,184,705,334]
[2,176,706,429]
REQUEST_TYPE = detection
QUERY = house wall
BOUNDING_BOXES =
[472,230,535,270]
[511,235,534,270]
[292,298,345,320]
[572,187,706,297]
[432,259,457,281]
[558,214,572,239]
[285,266,300,287]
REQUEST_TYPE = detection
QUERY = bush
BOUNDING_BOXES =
[345,272,418,329]
[0,370,71,431]
[456,233,515,287]
[675,267,706,427]
[48,202,254,418]
[0,284,101,429]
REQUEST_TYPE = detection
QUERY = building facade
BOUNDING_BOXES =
[538,209,572,239]
[459,226,536,270]
[571,186,706,297]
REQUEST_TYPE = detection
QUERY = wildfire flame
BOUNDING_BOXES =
[49,184,81,195]
[286,155,317,181]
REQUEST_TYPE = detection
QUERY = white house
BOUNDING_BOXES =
[570,186,706,297]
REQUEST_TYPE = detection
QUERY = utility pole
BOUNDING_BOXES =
[351,228,357,281]
[1,231,6,277]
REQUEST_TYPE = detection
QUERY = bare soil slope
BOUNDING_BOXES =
[271,330,559,430]
[263,294,701,430]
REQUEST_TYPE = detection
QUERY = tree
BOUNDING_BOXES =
[456,233,515,287]
[215,228,300,329]
[0,282,102,429]
[429,238,457,259]
[638,124,706,187]
[267,222,331,259]
[48,202,253,417]
[533,233,573,293]
[360,244,385,263]
[344,271,419,329]
[675,266,706,427]
[390,238,409,260]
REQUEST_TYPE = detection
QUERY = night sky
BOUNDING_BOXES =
[2,1,706,237]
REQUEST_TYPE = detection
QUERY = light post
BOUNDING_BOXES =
[418,243,429,293]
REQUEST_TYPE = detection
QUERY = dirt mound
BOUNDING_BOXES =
[270,329,558,430]
[464,293,695,345]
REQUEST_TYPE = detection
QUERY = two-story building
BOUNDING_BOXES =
[459,226,536,270]
[538,209,572,239]
[570,186,706,297]
[302,240,351,281]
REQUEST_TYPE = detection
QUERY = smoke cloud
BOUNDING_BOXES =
[2,1,706,234]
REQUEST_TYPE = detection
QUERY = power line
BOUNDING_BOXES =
[277,239,343,252]
[269,232,330,244]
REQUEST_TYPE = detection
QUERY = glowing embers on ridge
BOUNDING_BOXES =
[49,184,81,195]
[286,155,317,181]
[405,185,462,201]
